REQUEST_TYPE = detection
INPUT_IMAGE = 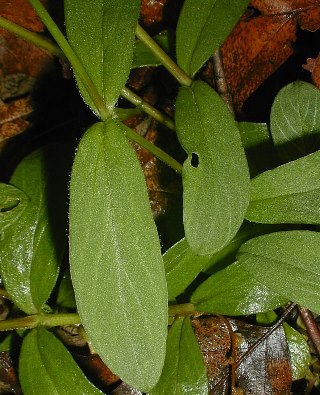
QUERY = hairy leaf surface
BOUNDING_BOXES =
[150,316,208,395]
[176,0,250,76]
[270,81,320,161]
[65,0,140,113]
[238,231,320,313]
[69,121,167,392]
[191,261,287,315]
[19,328,102,395]
[0,145,71,314]
[175,80,250,255]
[0,183,28,234]
[246,150,320,224]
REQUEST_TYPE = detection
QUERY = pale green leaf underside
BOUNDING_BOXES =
[0,183,29,234]
[246,150,320,224]
[19,328,103,395]
[65,0,140,113]
[0,146,70,314]
[191,261,287,315]
[237,231,320,314]
[175,80,250,255]
[69,121,167,392]
[150,316,208,395]
[176,0,250,76]
[270,81,320,161]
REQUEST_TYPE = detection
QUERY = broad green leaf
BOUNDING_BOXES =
[0,183,28,234]
[270,81,320,162]
[132,34,170,68]
[191,261,287,315]
[0,145,71,314]
[237,231,320,314]
[256,311,311,380]
[245,151,320,224]
[69,121,167,392]
[176,0,250,76]
[19,328,103,395]
[150,316,208,395]
[65,0,140,113]
[175,80,250,255]
[164,238,215,301]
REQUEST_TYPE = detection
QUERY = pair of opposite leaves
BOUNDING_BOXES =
[65,0,251,392]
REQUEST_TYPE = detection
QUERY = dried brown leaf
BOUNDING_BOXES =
[221,0,320,110]
[303,53,320,88]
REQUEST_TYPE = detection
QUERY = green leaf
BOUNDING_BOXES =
[175,80,250,255]
[56,269,76,309]
[0,183,28,234]
[176,0,250,76]
[69,121,167,392]
[132,34,170,68]
[245,150,320,224]
[19,328,103,395]
[191,261,287,315]
[237,231,320,314]
[0,145,71,314]
[150,316,208,395]
[283,322,311,380]
[270,81,320,162]
[164,238,214,301]
[65,0,140,112]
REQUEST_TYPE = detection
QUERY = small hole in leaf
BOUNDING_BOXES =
[191,153,199,168]
[0,199,20,213]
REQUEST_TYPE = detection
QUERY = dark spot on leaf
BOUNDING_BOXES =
[191,153,199,168]
[0,199,20,213]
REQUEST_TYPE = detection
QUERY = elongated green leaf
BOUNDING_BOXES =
[19,328,103,395]
[69,121,167,392]
[164,238,214,301]
[176,0,250,76]
[0,183,28,234]
[150,316,208,395]
[237,231,320,313]
[270,81,320,161]
[246,150,320,224]
[175,80,250,255]
[65,0,140,112]
[191,261,287,315]
[0,145,71,314]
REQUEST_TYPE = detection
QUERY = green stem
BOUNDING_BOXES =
[28,0,110,120]
[39,313,81,327]
[168,303,195,317]
[120,123,182,174]
[0,313,81,332]
[121,87,175,131]
[136,24,192,87]
[0,16,65,58]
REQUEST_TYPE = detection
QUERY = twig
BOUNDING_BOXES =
[212,49,235,117]
[298,305,320,355]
